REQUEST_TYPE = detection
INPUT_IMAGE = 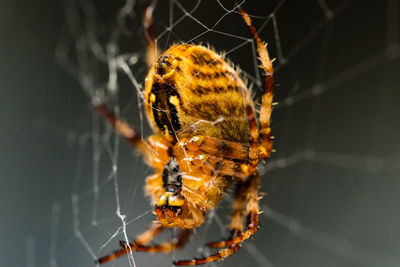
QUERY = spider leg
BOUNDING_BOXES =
[173,245,241,266]
[134,222,164,245]
[207,180,247,248]
[246,104,260,167]
[143,3,158,67]
[201,155,250,181]
[97,223,164,264]
[238,6,275,160]
[94,103,148,153]
[207,173,260,249]
[207,182,248,249]
[174,174,260,265]
[92,6,160,154]
[121,228,191,253]
[97,224,191,264]
[229,181,250,237]
[179,136,256,179]
[182,136,250,161]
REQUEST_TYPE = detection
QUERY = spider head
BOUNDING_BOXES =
[154,157,205,228]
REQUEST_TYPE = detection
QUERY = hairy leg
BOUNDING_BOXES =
[207,173,260,248]
[121,229,191,253]
[94,103,148,153]
[97,224,191,264]
[207,180,247,248]
[97,223,164,264]
[238,6,275,160]
[178,135,257,179]
[181,135,250,161]
[143,3,158,67]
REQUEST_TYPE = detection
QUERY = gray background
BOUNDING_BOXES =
[1,0,400,267]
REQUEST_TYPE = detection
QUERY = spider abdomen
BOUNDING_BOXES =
[144,44,253,143]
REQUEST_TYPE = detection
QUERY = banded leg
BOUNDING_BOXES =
[207,180,248,248]
[94,103,148,153]
[239,7,275,160]
[246,104,260,168]
[143,3,158,67]
[201,155,252,181]
[174,174,260,265]
[207,173,260,249]
[97,225,191,264]
[179,135,256,178]
[121,229,191,253]
[174,245,241,266]
[135,222,164,245]
[182,136,250,161]
[97,223,164,264]
[94,4,159,152]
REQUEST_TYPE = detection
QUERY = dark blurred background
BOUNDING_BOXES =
[1,0,400,267]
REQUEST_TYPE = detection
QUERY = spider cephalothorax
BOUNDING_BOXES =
[96,4,275,266]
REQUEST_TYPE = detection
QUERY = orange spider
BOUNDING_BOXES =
[95,4,274,266]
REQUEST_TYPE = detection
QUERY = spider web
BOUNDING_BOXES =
[22,0,400,266]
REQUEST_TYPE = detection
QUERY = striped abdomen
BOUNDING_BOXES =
[144,44,252,143]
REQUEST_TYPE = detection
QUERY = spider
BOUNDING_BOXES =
[96,3,275,266]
